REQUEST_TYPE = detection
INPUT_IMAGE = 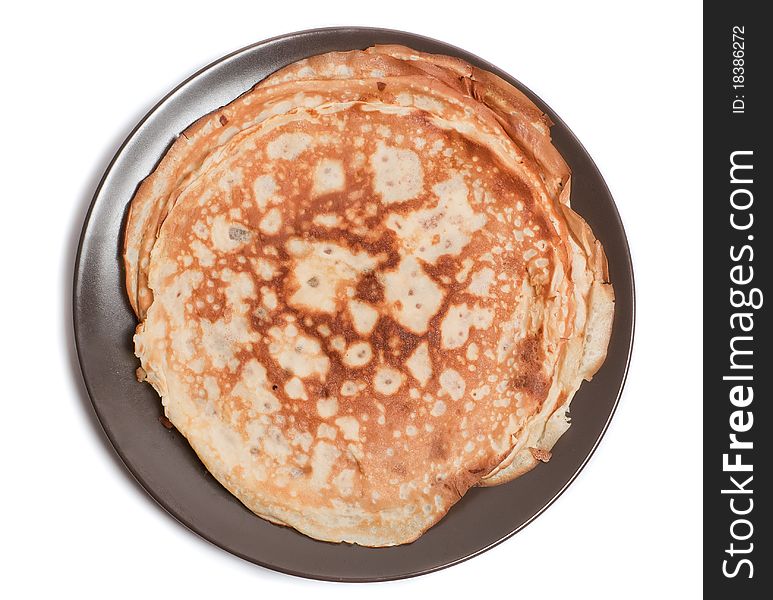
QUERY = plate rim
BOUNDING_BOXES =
[73,25,636,582]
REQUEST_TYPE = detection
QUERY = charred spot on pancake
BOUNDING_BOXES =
[355,271,384,303]
[510,372,549,397]
[510,334,549,396]
[517,333,543,365]
[430,434,449,460]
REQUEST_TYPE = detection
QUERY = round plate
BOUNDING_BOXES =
[73,27,634,582]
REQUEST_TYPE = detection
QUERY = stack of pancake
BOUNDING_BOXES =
[124,46,614,546]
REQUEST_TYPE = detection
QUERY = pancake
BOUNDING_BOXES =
[124,46,614,546]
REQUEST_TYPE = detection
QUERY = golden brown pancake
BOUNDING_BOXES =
[124,46,614,546]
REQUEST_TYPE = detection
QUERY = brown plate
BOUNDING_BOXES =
[73,27,634,582]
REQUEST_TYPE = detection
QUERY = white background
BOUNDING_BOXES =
[1,1,702,597]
